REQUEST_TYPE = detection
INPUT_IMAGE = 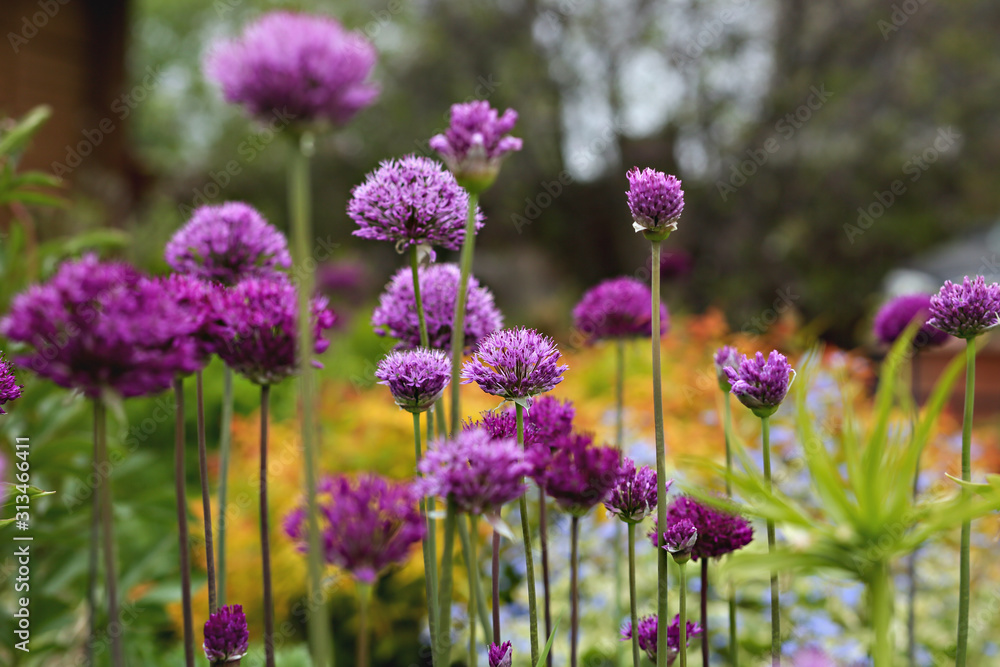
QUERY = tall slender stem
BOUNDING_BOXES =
[614,339,626,667]
[174,381,195,667]
[438,500,459,666]
[94,399,125,667]
[357,583,371,667]
[426,409,440,662]
[722,392,738,667]
[492,530,501,645]
[516,403,540,664]
[570,516,580,667]
[679,563,688,667]
[956,339,975,667]
[458,516,493,642]
[218,365,234,608]
[87,479,99,667]
[761,415,779,666]
[196,371,217,614]
[289,130,330,667]
[448,192,480,436]
[906,354,920,667]
[539,489,552,667]
[650,239,669,667]
[871,562,893,667]
[411,246,430,348]
[701,560,709,667]
[259,385,275,667]
[414,412,439,666]
[627,523,640,667]
[468,515,480,667]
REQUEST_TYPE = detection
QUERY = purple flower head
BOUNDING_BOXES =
[429,100,522,192]
[0,354,24,415]
[465,407,521,443]
[626,167,684,238]
[604,457,662,524]
[372,263,502,352]
[621,614,702,664]
[417,428,531,515]
[662,518,698,563]
[375,348,451,413]
[873,294,950,349]
[462,327,568,400]
[165,202,291,286]
[534,432,621,516]
[211,276,335,385]
[204,11,378,126]
[285,474,424,584]
[526,395,576,445]
[203,604,250,663]
[349,155,484,254]
[159,273,224,364]
[724,350,794,418]
[713,345,740,392]
[488,641,513,667]
[928,275,1000,339]
[572,277,668,343]
[0,255,205,398]
[661,496,754,561]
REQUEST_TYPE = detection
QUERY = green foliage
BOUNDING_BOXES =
[0,106,66,210]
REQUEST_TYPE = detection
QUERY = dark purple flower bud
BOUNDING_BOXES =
[429,100,522,193]
[660,496,754,561]
[533,432,621,516]
[0,355,24,415]
[873,294,950,349]
[604,457,663,524]
[487,640,513,667]
[204,11,378,126]
[572,277,668,343]
[928,275,1000,339]
[203,604,249,664]
[461,327,568,400]
[375,348,451,413]
[372,263,503,353]
[626,167,684,240]
[621,613,702,664]
[349,155,484,254]
[724,350,794,418]
[662,518,698,563]
[165,202,291,286]
[713,345,740,392]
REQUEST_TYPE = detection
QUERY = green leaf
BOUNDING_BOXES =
[534,613,563,667]
[0,105,52,158]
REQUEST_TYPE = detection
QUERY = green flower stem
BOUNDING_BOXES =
[438,500,459,666]
[467,516,481,667]
[614,339,626,667]
[94,398,125,667]
[700,560,709,667]
[357,582,372,667]
[761,415,779,667]
[196,371,218,614]
[173,381,195,667]
[871,562,893,667]
[218,366,234,607]
[627,523,640,667]
[414,412,439,666]
[570,516,580,667]
[260,385,276,667]
[289,130,331,667]
[956,339,975,667]
[539,489,553,667]
[906,354,920,667]
[458,516,493,642]
[516,403,541,665]
[411,245,430,348]
[492,530,502,645]
[448,192,480,436]
[87,478,98,667]
[722,392,738,667]
[650,239,669,667]
[426,406,440,663]
[679,562,688,667]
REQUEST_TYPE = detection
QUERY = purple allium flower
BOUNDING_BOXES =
[0,354,24,415]
[873,294,950,349]
[372,263,502,353]
[165,202,291,285]
[159,273,223,363]
[417,428,531,515]
[661,518,698,563]
[349,155,484,254]
[204,11,378,126]
[928,275,1000,339]
[488,641,513,667]
[203,604,250,663]
[572,277,668,343]
[462,327,568,400]
[285,474,424,584]
[626,167,684,237]
[661,496,753,561]
[211,276,335,385]
[465,407,521,442]
[375,348,450,413]
[621,614,702,664]
[604,457,662,524]
[713,345,740,392]
[0,255,206,398]
[533,432,620,516]
[526,395,576,444]
[724,350,794,418]
[429,100,522,192]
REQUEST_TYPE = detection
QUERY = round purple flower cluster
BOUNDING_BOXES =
[928,275,1000,339]
[533,432,620,516]
[349,155,484,253]
[429,100,522,190]
[211,276,335,386]
[626,167,684,238]
[661,518,698,563]
[203,604,250,663]
[417,428,531,515]
[487,641,513,667]
[375,348,451,413]
[462,327,568,400]
[204,11,378,126]
[165,202,291,285]
[724,350,794,418]
[651,496,754,561]
[604,457,661,524]
[572,277,668,343]
[0,354,24,415]
[371,263,503,352]
[873,293,950,349]
[620,613,702,664]
[284,474,424,584]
